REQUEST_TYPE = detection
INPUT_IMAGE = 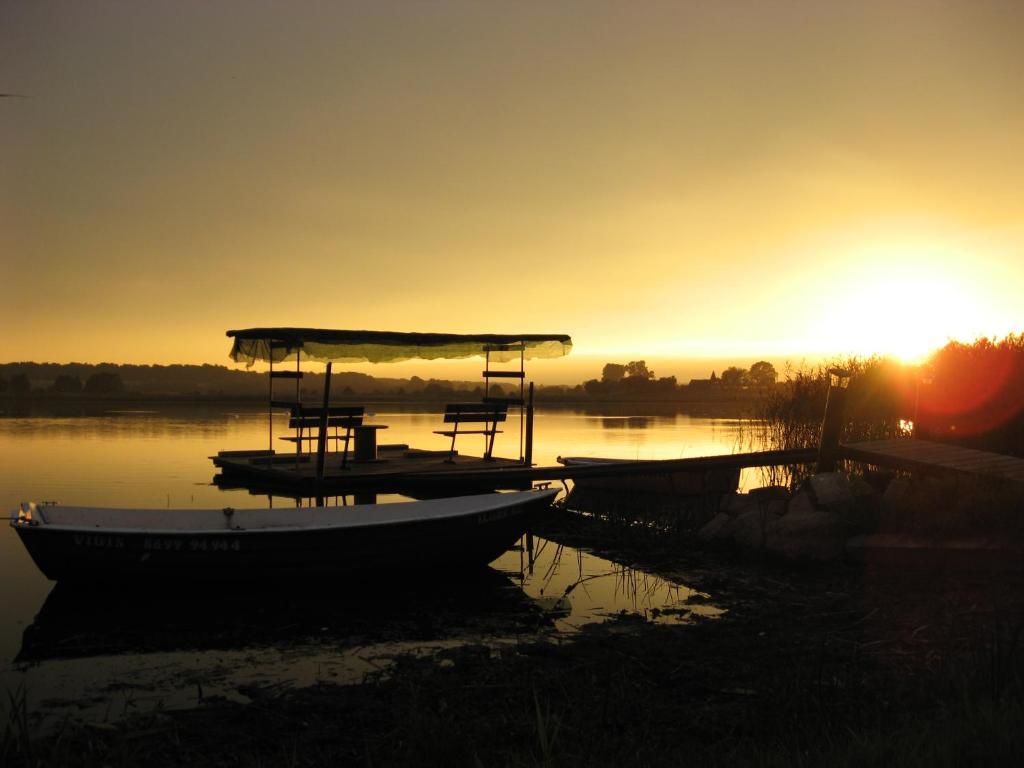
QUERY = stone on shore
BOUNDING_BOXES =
[764,490,846,561]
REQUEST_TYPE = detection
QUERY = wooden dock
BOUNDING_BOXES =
[839,439,1024,483]
[212,444,533,495]
[213,445,819,496]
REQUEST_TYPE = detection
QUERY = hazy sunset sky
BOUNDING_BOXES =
[3,1,1022,381]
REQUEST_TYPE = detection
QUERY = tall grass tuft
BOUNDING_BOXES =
[745,356,915,488]
[1,686,33,768]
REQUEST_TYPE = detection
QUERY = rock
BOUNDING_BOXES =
[765,493,846,561]
[719,493,749,515]
[749,486,790,518]
[749,485,790,503]
[882,476,913,516]
[761,498,788,518]
[845,476,882,533]
[807,472,854,512]
[697,512,733,543]
[849,476,877,499]
[786,490,817,517]
[861,469,895,493]
[732,507,767,551]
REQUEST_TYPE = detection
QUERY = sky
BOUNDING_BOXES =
[2,1,1022,383]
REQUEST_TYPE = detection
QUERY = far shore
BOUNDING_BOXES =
[0,393,759,418]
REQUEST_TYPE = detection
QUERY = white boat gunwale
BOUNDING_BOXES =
[10,489,558,537]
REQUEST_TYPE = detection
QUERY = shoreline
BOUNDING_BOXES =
[6,510,1023,766]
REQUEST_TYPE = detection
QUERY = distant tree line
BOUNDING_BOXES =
[576,360,779,401]
[712,361,778,388]
[580,361,679,398]
[0,363,261,399]
[0,363,519,402]
[0,359,781,404]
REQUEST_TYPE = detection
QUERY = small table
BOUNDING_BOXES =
[352,424,388,462]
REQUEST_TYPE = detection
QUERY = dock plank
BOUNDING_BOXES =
[840,439,1024,483]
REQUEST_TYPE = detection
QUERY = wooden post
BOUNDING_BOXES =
[816,368,850,473]
[315,362,332,482]
[524,381,535,466]
[268,357,274,452]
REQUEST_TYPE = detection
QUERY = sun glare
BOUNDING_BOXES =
[814,243,1008,363]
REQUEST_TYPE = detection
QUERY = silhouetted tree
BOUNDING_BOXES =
[10,373,30,396]
[422,381,453,399]
[720,366,747,387]
[625,360,654,380]
[748,361,778,388]
[918,334,1024,454]
[654,376,678,394]
[84,372,125,395]
[601,363,626,383]
[0,376,7,393]
[52,374,83,394]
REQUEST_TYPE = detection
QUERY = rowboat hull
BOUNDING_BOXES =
[557,456,740,495]
[10,489,557,582]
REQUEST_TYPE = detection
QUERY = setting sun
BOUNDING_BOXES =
[804,239,1016,363]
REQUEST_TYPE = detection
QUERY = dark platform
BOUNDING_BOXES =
[840,439,1024,483]
[212,444,534,496]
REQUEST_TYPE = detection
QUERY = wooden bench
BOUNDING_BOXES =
[279,405,364,468]
[433,402,508,463]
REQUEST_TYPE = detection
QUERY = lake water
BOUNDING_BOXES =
[0,404,740,724]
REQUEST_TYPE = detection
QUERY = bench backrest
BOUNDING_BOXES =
[289,405,364,430]
[442,402,508,424]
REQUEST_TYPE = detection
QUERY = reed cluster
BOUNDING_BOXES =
[745,356,915,488]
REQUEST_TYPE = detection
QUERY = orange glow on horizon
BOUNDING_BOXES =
[796,239,1017,365]
[3,4,1023,368]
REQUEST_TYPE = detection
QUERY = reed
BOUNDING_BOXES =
[1,686,32,768]
[743,356,913,488]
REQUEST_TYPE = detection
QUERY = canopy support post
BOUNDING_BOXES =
[315,362,333,482]
[268,356,273,452]
[525,381,535,467]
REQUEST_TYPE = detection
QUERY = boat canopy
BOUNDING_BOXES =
[227,328,573,365]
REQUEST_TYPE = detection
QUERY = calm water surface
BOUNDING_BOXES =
[0,404,739,722]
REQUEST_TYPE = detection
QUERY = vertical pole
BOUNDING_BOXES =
[816,368,850,474]
[519,346,525,460]
[484,348,491,401]
[316,362,333,482]
[295,350,302,464]
[524,381,535,466]
[268,355,274,452]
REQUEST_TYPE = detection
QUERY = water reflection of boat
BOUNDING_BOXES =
[556,456,740,495]
[10,489,557,582]
[17,570,543,663]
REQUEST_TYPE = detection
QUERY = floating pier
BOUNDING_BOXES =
[839,438,1024,484]
[212,444,535,496]
[213,446,819,497]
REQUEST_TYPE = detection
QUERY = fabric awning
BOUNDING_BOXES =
[227,328,573,366]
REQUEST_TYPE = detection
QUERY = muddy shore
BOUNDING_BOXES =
[5,510,1023,767]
